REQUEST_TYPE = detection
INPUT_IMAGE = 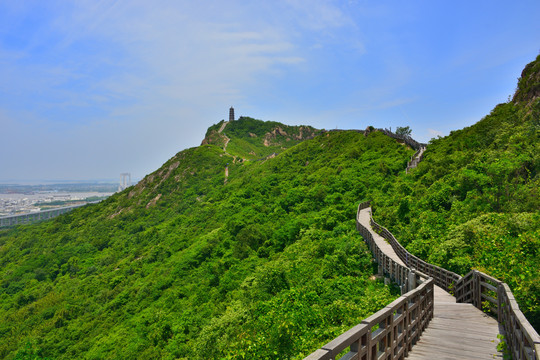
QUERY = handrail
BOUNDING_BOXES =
[369,216,461,293]
[453,270,540,360]
[305,201,540,360]
[499,283,540,360]
[305,282,434,360]
[305,201,434,360]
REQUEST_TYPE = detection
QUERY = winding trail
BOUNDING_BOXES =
[406,146,426,173]
[218,121,231,152]
[218,121,229,133]
[358,207,405,267]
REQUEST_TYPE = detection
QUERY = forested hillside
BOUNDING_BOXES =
[0,128,412,359]
[0,55,538,359]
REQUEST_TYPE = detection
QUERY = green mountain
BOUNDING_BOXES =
[0,124,410,359]
[0,55,538,359]
[201,116,321,160]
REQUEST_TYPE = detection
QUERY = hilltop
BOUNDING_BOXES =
[202,116,321,160]
[0,55,538,359]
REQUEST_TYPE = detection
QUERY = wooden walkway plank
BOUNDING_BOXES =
[405,287,503,359]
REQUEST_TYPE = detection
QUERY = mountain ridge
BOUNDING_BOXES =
[201,116,322,161]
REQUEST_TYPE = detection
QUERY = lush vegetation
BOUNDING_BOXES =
[395,126,412,137]
[0,131,409,359]
[0,55,538,359]
[375,100,539,327]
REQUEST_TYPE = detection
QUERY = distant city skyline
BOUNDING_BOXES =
[1,1,539,182]
[0,179,129,185]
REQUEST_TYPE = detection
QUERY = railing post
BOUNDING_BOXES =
[408,270,416,292]
[477,271,483,310]
[497,283,502,323]
[473,270,480,309]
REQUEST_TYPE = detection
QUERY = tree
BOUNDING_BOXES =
[396,126,412,137]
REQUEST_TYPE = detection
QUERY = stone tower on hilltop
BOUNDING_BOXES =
[229,107,235,122]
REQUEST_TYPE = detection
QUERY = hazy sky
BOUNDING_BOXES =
[1,1,539,182]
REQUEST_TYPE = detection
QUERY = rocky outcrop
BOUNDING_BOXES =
[201,130,229,149]
[262,126,318,147]
[513,55,540,106]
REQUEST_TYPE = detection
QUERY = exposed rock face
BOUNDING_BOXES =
[262,126,318,146]
[513,55,540,105]
[201,130,229,148]
[263,127,287,146]
[294,126,308,140]
[146,194,162,208]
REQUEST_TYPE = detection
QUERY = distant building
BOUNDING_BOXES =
[119,173,131,192]
[229,107,235,122]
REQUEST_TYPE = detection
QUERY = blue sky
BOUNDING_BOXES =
[1,0,539,182]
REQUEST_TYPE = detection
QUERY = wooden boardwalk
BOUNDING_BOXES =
[358,207,504,360]
[406,146,426,173]
[357,207,405,267]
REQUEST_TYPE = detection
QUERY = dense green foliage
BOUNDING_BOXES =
[0,55,538,359]
[0,131,409,359]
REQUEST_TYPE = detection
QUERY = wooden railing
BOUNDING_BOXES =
[453,270,540,360]
[305,281,433,360]
[372,207,540,360]
[305,201,540,360]
[369,218,460,294]
[305,201,434,360]
[499,283,540,360]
